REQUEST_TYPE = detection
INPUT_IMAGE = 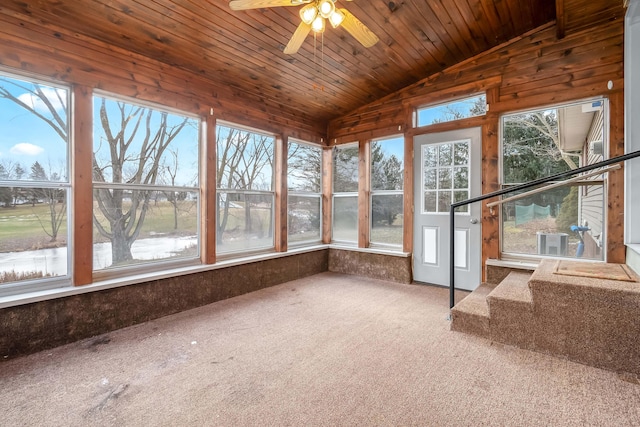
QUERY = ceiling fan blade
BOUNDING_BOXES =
[229,0,308,11]
[283,22,311,54]
[339,8,379,48]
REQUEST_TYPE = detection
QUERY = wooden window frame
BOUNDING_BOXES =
[286,139,323,248]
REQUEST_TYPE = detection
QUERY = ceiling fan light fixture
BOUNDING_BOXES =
[300,3,318,25]
[328,9,344,28]
[318,0,335,19]
[311,15,325,33]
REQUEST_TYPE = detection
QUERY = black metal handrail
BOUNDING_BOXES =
[449,150,640,309]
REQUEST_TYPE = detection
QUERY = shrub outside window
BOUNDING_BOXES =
[370,136,404,247]
[92,94,200,272]
[216,122,275,255]
[332,143,359,243]
[287,140,322,245]
[417,94,486,127]
[0,73,71,294]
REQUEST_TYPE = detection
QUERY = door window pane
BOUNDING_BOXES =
[439,144,452,166]
[438,191,451,212]
[422,139,470,213]
[438,168,452,189]
[424,169,437,190]
[454,167,468,189]
[424,191,437,212]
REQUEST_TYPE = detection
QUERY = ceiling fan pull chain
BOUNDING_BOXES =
[321,31,325,90]
[314,31,318,72]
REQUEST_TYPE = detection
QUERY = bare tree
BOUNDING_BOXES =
[216,127,273,244]
[287,142,321,192]
[0,78,67,141]
[92,98,189,263]
[0,163,12,207]
[160,149,191,231]
[29,161,67,243]
[1,78,192,264]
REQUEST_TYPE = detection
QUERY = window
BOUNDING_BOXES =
[422,140,470,214]
[92,94,200,272]
[417,94,486,127]
[0,73,71,294]
[500,100,607,260]
[370,136,404,247]
[332,144,359,243]
[287,140,322,245]
[216,122,275,255]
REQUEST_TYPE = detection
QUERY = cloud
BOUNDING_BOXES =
[10,143,44,156]
[17,87,67,113]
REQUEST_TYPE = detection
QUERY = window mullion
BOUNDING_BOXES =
[73,84,94,286]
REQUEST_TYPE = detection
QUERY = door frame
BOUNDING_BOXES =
[411,127,482,289]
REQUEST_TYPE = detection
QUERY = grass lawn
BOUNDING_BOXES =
[0,200,200,252]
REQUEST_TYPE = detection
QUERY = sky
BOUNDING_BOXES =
[2,73,403,188]
[374,135,404,161]
[0,78,68,180]
[417,94,486,127]
[1,74,199,186]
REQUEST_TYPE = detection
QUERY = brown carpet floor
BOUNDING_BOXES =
[1,272,639,426]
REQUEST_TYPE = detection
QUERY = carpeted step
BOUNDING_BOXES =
[530,259,640,374]
[450,282,496,339]
[487,271,534,349]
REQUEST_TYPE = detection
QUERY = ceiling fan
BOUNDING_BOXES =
[229,0,379,54]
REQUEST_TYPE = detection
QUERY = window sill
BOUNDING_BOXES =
[0,244,412,309]
[329,244,411,257]
[485,258,538,271]
[0,244,329,310]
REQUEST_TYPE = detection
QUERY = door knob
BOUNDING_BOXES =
[470,218,478,224]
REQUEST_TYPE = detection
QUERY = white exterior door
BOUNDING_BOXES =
[413,128,481,290]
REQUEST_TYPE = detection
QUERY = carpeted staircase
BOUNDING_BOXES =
[451,259,640,375]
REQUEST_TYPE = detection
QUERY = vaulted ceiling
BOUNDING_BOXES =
[1,1,625,124]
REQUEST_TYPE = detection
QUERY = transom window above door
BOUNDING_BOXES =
[416,94,486,127]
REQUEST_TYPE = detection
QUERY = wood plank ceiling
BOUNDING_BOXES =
[0,1,625,125]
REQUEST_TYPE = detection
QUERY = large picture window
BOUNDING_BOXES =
[287,140,322,245]
[0,73,71,294]
[216,123,275,255]
[370,136,404,247]
[92,94,200,272]
[500,99,607,260]
[332,144,359,243]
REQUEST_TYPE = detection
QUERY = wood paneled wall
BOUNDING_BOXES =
[0,9,627,283]
[328,20,626,271]
[328,22,623,138]
[0,12,327,142]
